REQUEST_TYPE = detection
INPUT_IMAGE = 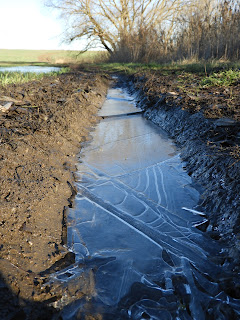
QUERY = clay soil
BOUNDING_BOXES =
[0,70,110,319]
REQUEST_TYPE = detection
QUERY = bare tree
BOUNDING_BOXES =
[47,0,239,62]
[46,0,191,61]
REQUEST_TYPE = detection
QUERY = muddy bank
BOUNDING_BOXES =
[124,73,240,277]
[0,71,109,318]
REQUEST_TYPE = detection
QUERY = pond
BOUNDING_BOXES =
[0,66,61,73]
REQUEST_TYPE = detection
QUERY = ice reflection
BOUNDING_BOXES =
[64,86,240,319]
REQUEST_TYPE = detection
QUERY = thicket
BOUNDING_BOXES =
[114,0,240,63]
[174,0,240,62]
[48,0,240,63]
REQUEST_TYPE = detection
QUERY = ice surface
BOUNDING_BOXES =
[62,87,240,319]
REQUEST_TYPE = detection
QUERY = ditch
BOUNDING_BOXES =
[53,82,240,319]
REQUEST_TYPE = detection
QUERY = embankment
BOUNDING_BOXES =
[0,71,110,318]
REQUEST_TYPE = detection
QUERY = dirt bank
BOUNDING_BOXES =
[0,71,109,318]
[125,71,240,292]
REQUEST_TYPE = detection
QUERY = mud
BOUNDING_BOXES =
[0,71,109,318]
[124,72,240,282]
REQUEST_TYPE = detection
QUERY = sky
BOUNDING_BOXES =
[0,0,81,50]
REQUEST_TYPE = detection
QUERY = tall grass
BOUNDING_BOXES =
[174,0,240,62]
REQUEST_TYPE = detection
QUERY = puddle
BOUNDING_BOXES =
[0,66,60,73]
[58,85,240,319]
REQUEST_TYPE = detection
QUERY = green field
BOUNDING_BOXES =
[96,60,240,75]
[0,49,108,66]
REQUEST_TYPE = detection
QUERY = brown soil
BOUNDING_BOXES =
[132,70,240,160]
[134,70,240,120]
[0,70,110,318]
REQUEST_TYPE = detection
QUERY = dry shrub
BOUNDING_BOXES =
[111,0,240,63]
[110,25,169,63]
[173,0,240,61]
[37,53,55,63]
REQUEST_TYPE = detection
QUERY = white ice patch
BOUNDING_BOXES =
[182,207,206,216]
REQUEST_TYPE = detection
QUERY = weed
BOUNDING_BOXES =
[200,69,240,87]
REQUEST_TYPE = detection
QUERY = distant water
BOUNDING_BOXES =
[0,66,61,73]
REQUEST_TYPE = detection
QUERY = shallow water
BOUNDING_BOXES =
[58,85,240,319]
[0,66,60,73]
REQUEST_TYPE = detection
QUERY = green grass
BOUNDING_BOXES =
[95,60,240,76]
[94,62,165,74]
[0,68,69,86]
[0,49,108,67]
[200,69,240,87]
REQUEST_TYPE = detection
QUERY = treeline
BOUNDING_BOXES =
[112,0,240,63]
[48,0,240,63]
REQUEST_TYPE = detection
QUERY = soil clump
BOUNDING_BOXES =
[0,70,109,319]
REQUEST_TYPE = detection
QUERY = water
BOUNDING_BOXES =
[56,85,240,319]
[0,66,60,73]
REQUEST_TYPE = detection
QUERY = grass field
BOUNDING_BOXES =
[0,49,108,66]
[96,60,240,75]
[0,49,107,85]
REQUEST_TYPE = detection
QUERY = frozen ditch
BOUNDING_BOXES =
[56,85,240,319]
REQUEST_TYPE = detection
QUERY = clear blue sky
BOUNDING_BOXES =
[0,0,81,50]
